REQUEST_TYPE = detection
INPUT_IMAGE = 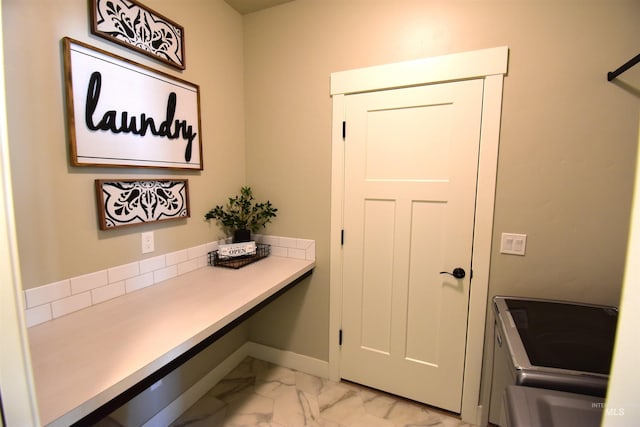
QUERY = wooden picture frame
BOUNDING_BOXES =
[63,37,203,170]
[95,179,190,229]
[90,0,185,70]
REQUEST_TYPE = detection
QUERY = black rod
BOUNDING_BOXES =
[607,53,640,81]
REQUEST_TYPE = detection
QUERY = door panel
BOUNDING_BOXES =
[341,79,483,412]
[361,199,395,354]
[365,103,452,181]
[405,200,446,366]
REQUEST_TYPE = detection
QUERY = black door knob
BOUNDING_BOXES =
[440,268,466,279]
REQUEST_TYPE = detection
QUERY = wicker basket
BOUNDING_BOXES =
[208,243,270,269]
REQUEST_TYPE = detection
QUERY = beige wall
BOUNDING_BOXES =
[2,1,251,422]
[5,0,637,363]
[3,0,246,289]
[244,0,640,362]
[3,0,639,418]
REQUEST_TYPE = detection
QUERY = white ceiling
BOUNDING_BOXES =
[224,0,295,15]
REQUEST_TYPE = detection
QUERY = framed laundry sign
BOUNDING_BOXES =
[62,37,202,170]
[95,179,190,229]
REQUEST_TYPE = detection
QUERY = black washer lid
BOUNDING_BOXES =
[505,299,618,374]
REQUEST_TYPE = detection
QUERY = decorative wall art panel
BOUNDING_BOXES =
[95,179,190,229]
[63,38,202,170]
[90,0,185,70]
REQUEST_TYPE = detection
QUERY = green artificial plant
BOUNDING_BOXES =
[204,186,278,235]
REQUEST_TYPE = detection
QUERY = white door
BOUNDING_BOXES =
[341,79,483,413]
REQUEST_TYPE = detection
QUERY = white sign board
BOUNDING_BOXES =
[63,37,203,170]
[218,242,257,258]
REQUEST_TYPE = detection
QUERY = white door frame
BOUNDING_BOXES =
[329,46,508,424]
[0,1,41,423]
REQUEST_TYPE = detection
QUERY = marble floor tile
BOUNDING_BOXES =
[170,357,476,427]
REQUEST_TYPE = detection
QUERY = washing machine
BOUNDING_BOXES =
[504,385,604,427]
[488,296,618,426]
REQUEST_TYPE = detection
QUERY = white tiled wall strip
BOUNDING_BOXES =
[24,235,315,328]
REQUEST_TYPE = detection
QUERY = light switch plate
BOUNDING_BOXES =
[500,232,526,256]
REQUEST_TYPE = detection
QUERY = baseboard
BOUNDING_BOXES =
[245,341,330,379]
[475,404,485,426]
[144,341,329,427]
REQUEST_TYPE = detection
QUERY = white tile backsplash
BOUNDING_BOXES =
[280,237,297,248]
[108,262,140,283]
[296,239,314,250]
[166,249,188,266]
[288,248,307,260]
[178,258,202,276]
[25,304,52,328]
[25,279,70,308]
[258,235,279,246]
[70,270,108,295]
[205,241,219,253]
[24,235,315,327]
[271,246,288,257]
[187,244,208,259]
[305,244,316,261]
[140,255,166,274]
[154,265,178,284]
[92,282,126,305]
[52,292,92,318]
[125,272,155,293]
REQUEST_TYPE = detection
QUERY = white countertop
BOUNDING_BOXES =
[27,256,315,426]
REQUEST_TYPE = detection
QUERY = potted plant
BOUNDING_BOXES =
[204,186,278,242]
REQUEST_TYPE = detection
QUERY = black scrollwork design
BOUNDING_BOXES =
[94,0,184,68]
[101,180,188,228]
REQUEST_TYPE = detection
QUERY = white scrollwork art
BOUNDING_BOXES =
[96,179,190,229]
[91,0,185,69]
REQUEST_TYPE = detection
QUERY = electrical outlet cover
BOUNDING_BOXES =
[141,231,154,254]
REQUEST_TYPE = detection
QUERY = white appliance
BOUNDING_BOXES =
[489,296,617,426]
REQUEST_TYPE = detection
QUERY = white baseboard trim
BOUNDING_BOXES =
[143,342,329,427]
[245,341,330,379]
[475,404,484,427]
